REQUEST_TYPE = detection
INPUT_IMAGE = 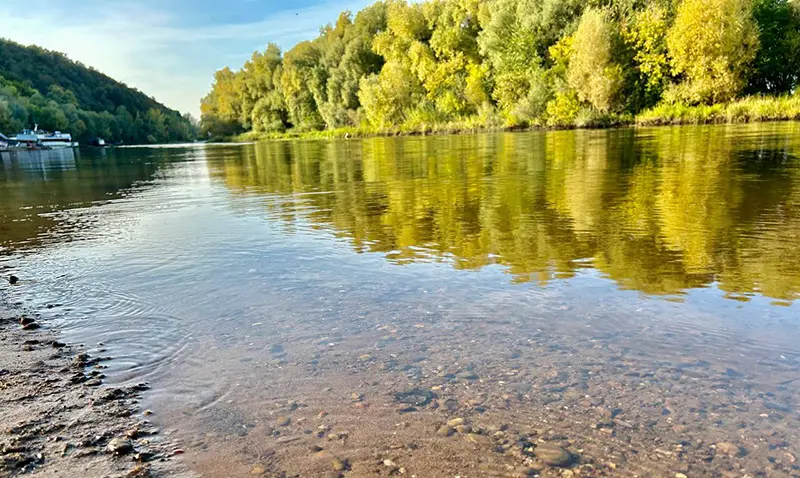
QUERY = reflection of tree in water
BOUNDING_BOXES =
[0,148,175,253]
[211,123,800,301]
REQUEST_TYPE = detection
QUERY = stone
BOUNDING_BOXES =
[675,474,688,478]
[22,322,40,331]
[19,317,36,326]
[276,416,291,427]
[332,458,348,471]
[455,425,472,434]
[251,465,266,475]
[715,442,741,457]
[534,444,572,467]
[437,426,455,437]
[447,418,465,427]
[394,388,434,407]
[126,465,149,477]
[107,438,134,455]
[9,275,19,285]
[457,372,479,380]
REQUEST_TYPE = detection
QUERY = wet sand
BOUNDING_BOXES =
[147,296,800,478]
[0,290,194,478]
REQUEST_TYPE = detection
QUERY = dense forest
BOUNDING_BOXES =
[0,39,196,144]
[201,0,800,138]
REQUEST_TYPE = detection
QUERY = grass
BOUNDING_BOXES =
[636,94,800,126]
[221,94,800,142]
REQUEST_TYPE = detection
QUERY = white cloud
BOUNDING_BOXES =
[2,0,373,117]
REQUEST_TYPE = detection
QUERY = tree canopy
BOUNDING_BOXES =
[201,0,800,137]
[0,38,196,144]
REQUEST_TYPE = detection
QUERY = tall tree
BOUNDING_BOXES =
[667,0,760,104]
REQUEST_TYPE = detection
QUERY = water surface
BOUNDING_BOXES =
[2,124,800,477]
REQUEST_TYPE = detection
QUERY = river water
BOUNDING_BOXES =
[2,123,800,477]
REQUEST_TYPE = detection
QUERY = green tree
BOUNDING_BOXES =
[567,8,623,112]
[667,0,760,104]
[746,0,800,93]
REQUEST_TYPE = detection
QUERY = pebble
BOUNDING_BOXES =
[534,443,572,467]
[251,465,266,475]
[437,426,455,437]
[276,416,291,427]
[715,442,741,457]
[675,474,688,478]
[107,438,134,455]
[9,275,19,285]
[455,425,472,434]
[276,436,302,444]
[22,322,40,331]
[457,371,479,380]
[331,458,348,471]
[447,418,465,427]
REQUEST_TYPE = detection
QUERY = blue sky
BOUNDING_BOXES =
[3,0,374,117]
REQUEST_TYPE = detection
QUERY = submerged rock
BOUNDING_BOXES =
[394,388,435,407]
[9,275,19,285]
[715,442,741,457]
[533,443,573,467]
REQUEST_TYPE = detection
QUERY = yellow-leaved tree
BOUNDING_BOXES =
[566,8,623,113]
[667,0,760,104]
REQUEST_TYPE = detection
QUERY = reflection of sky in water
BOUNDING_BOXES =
[0,125,799,392]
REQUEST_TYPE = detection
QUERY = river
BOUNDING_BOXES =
[2,123,800,477]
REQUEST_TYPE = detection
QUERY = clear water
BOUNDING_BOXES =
[2,123,800,476]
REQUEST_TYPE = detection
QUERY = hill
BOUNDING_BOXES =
[0,38,195,144]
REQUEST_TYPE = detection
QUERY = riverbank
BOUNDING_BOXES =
[222,95,800,143]
[0,281,193,478]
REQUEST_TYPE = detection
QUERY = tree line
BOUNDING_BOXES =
[0,39,196,144]
[201,0,800,138]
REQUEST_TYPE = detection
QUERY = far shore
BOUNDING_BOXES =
[221,98,800,143]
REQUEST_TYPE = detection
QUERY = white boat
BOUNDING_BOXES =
[11,129,40,148]
[38,131,78,148]
[12,127,78,149]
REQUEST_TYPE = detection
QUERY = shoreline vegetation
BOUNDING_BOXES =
[229,94,800,142]
[201,0,800,143]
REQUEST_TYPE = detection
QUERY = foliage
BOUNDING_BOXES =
[666,0,760,104]
[201,0,799,137]
[0,38,195,143]
[567,8,623,113]
[746,0,800,94]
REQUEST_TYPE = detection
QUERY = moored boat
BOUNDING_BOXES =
[11,127,78,149]
[38,131,78,148]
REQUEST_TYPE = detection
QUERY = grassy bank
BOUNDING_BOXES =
[636,95,800,126]
[223,95,800,142]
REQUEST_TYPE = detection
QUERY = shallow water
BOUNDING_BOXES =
[2,123,800,477]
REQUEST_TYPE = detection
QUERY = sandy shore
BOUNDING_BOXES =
[0,286,194,478]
